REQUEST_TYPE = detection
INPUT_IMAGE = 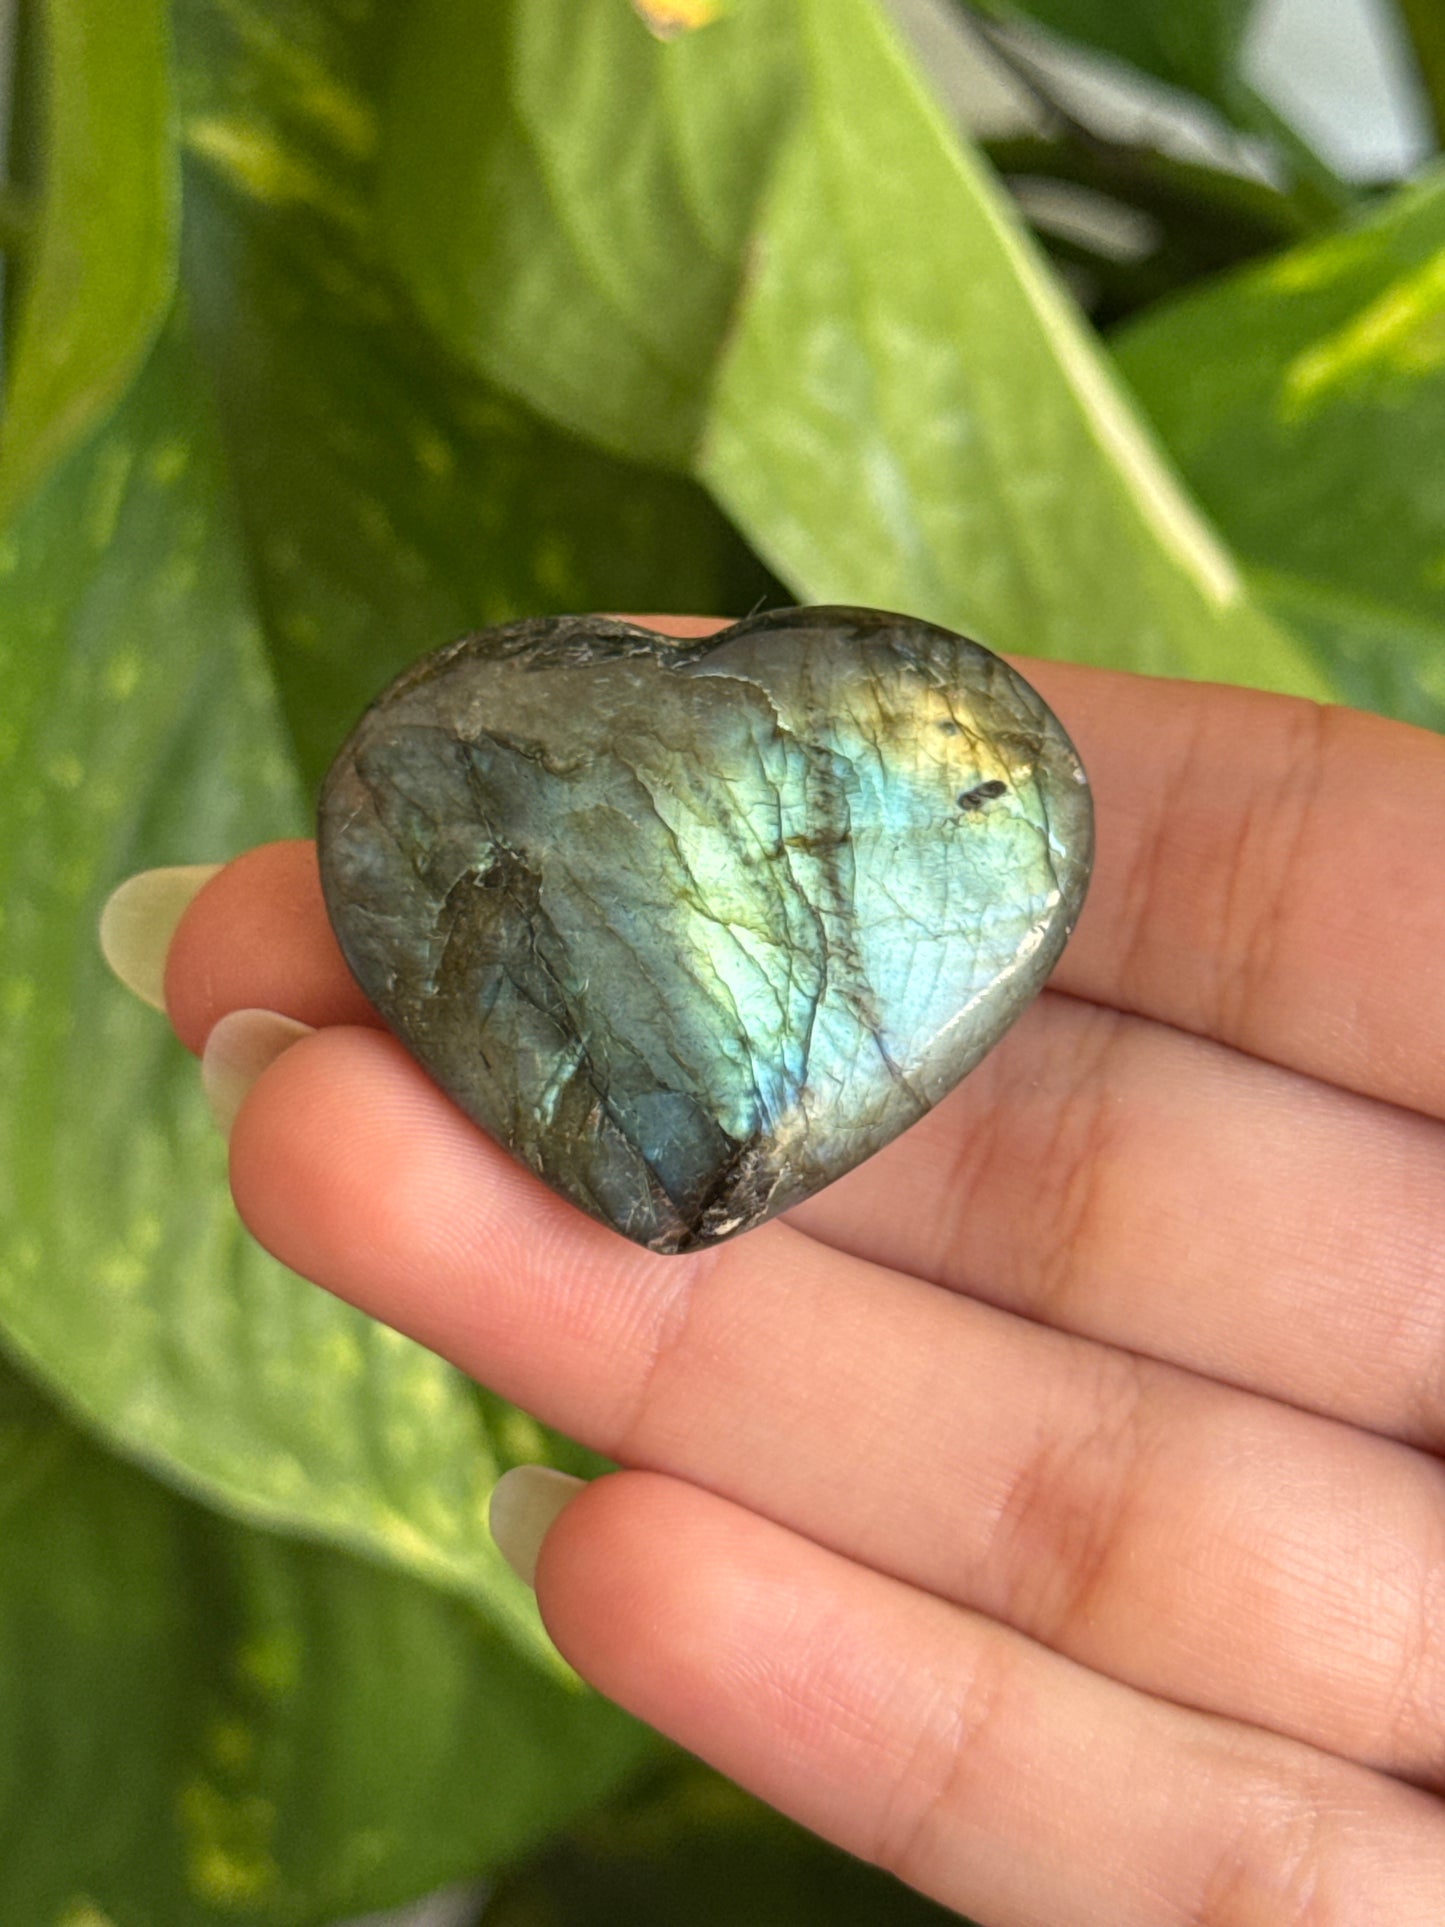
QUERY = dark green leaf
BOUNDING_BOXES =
[379,0,798,474]
[0,0,781,1890]
[0,0,770,1627]
[0,309,597,1665]
[981,132,1311,325]
[174,0,776,787]
[1114,168,1445,727]
[380,0,1329,695]
[0,0,177,522]
[0,1355,647,1923]
[0,0,790,1862]
[484,1759,966,1927]
[1394,0,1445,151]
[966,0,1255,105]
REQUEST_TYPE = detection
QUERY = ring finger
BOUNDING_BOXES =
[224,1021,1445,1786]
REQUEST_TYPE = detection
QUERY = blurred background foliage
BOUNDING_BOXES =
[0,0,1440,1920]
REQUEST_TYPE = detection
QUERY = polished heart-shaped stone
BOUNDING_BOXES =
[316,607,1093,1254]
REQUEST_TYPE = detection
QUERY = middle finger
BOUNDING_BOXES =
[788,986,1445,1450]
[227,1022,1445,1788]
[169,847,1445,1450]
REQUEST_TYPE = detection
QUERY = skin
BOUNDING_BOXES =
[164,619,1445,1925]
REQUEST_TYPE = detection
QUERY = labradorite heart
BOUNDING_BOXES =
[316,607,1092,1254]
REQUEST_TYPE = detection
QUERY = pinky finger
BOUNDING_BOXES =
[533,1473,1445,1927]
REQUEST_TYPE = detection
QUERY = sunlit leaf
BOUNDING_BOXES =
[1115,167,1445,726]
[0,0,769,1611]
[0,1358,645,1922]
[0,309,602,1677]
[0,0,177,522]
[175,0,775,786]
[0,0,784,1873]
[381,0,1330,696]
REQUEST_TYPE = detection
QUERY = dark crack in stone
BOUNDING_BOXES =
[316,606,1093,1253]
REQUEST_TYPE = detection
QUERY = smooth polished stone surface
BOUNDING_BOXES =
[317,607,1092,1254]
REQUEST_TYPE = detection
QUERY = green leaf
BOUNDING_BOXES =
[382,0,1330,694]
[1114,168,1445,728]
[0,309,545,1658]
[0,0,768,1618]
[174,0,775,789]
[379,0,798,474]
[485,1758,966,1927]
[967,0,1255,106]
[0,0,178,523]
[0,0,779,1886]
[1394,0,1445,151]
[0,1355,647,1923]
[0,0,790,1858]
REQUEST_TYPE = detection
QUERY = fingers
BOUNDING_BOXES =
[225,1026,1445,1785]
[167,845,1445,1450]
[787,988,1445,1448]
[539,1473,1445,1927]
[172,640,1445,1139]
[163,840,378,1050]
[1016,659,1445,1120]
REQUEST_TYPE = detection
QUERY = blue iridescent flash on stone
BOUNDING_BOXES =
[317,606,1093,1252]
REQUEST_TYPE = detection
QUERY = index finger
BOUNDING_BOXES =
[168,619,1445,1124]
[1015,657,1445,1120]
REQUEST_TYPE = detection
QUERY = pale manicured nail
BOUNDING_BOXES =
[98,863,224,1011]
[202,1008,315,1138]
[490,1466,586,1589]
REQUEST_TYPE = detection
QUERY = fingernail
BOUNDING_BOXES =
[202,1008,315,1138]
[489,1466,586,1589]
[98,864,224,1011]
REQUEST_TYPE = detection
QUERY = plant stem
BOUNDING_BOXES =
[985,133,1310,246]
[1233,85,1359,230]
[1394,0,1445,151]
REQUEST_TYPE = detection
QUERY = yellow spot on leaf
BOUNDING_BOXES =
[2,979,34,1022]
[497,1406,549,1462]
[404,1366,454,1417]
[45,752,84,792]
[1282,248,1445,418]
[282,609,322,650]
[375,1511,449,1565]
[95,1249,146,1293]
[148,439,190,485]
[413,425,456,480]
[179,1780,280,1908]
[57,1902,117,1927]
[632,0,727,37]
[203,6,376,159]
[104,650,142,699]
[207,1717,257,1772]
[237,1629,300,1698]
[318,1328,364,1378]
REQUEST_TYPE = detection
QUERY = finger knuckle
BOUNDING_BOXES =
[985,1348,1155,1642]
[1191,1774,1349,1927]
[868,1638,1023,1889]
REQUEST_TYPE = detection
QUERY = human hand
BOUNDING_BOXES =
[128,619,1445,1923]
